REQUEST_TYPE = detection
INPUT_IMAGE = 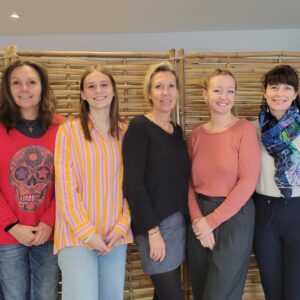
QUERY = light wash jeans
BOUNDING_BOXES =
[58,244,127,300]
[0,241,59,300]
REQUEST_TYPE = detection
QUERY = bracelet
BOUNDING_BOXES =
[148,226,159,235]
[83,232,94,243]
[148,231,160,238]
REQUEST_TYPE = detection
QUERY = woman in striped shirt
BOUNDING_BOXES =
[54,67,133,300]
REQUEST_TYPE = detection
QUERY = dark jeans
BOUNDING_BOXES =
[0,286,4,300]
[188,194,255,300]
[254,193,300,300]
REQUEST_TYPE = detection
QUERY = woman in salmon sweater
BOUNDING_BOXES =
[188,69,260,300]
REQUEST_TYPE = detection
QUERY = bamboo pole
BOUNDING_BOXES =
[178,48,186,132]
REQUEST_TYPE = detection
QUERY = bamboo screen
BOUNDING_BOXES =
[2,45,300,300]
[1,46,176,123]
[178,49,300,134]
[0,46,176,300]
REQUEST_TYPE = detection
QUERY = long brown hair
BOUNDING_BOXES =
[79,66,121,141]
[0,60,57,131]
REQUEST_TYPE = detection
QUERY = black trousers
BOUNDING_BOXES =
[188,194,255,300]
[254,193,300,300]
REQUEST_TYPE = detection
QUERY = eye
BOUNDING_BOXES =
[228,89,235,94]
[101,83,108,88]
[15,166,29,181]
[284,85,293,91]
[29,80,37,85]
[87,84,95,89]
[213,88,221,93]
[11,80,20,86]
[270,85,278,90]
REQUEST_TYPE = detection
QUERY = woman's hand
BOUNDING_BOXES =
[87,233,110,255]
[197,232,215,250]
[8,224,37,246]
[148,227,166,262]
[105,231,122,249]
[32,222,52,245]
[192,217,213,238]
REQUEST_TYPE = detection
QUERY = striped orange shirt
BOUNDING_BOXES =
[54,117,133,254]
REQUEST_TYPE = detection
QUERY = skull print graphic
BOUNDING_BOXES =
[9,145,54,212]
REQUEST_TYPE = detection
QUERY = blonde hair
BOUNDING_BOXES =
[203,69,237,91]
[143,61,179,105]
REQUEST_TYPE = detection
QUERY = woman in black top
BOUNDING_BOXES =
[123,62,190,300]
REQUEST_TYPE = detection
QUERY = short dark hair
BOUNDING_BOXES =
[262,64,300,109]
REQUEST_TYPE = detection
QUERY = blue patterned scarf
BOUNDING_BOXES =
[259,104,300,197]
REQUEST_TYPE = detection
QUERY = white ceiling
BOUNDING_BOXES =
[1,0,300,35]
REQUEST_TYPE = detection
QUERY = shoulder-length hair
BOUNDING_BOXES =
[262,64,300,109]
[79,66,121,141]
[0,60,57,131]
[143,61,179,105]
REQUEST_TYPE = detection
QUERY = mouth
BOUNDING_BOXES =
[19,96,33,99]
[93,96,107,101]
[272,99,287,103]
[216,102,229,106]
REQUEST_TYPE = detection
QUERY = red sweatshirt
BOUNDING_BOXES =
[0,115,64,244]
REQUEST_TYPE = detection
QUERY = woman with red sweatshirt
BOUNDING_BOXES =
[0,60,63,300]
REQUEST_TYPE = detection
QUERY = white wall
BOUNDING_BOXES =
[1,28,300,52]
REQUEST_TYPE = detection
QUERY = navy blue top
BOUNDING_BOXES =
[122,115,191,235]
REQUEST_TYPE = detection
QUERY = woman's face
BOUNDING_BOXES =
[203,75,236,115]
[10,65,42,119]
[81,71,114,113]
[264,83,298,120]
[149,71,179,114]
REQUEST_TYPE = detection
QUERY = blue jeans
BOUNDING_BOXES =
[0,241,59,300]
[58,244,127,300]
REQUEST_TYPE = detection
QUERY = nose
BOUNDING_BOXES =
[27,175,37,186]
[20,82,29,91]
[162,87,169,95]
[276,87,285,97]
[219,91,227,99]
[95,85,104,93]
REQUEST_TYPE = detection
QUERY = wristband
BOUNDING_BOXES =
[4,221,19,232]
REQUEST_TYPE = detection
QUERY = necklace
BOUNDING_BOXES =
[148,113,173,133]
[23,120,38,132]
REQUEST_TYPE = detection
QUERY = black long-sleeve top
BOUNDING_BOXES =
[122,115,191,235]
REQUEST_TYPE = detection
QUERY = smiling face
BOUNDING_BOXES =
[264,83,297,120]
[10,65,42,119]
[80,71,114,113]
[149,71,179,115]
[203,75,236,115]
